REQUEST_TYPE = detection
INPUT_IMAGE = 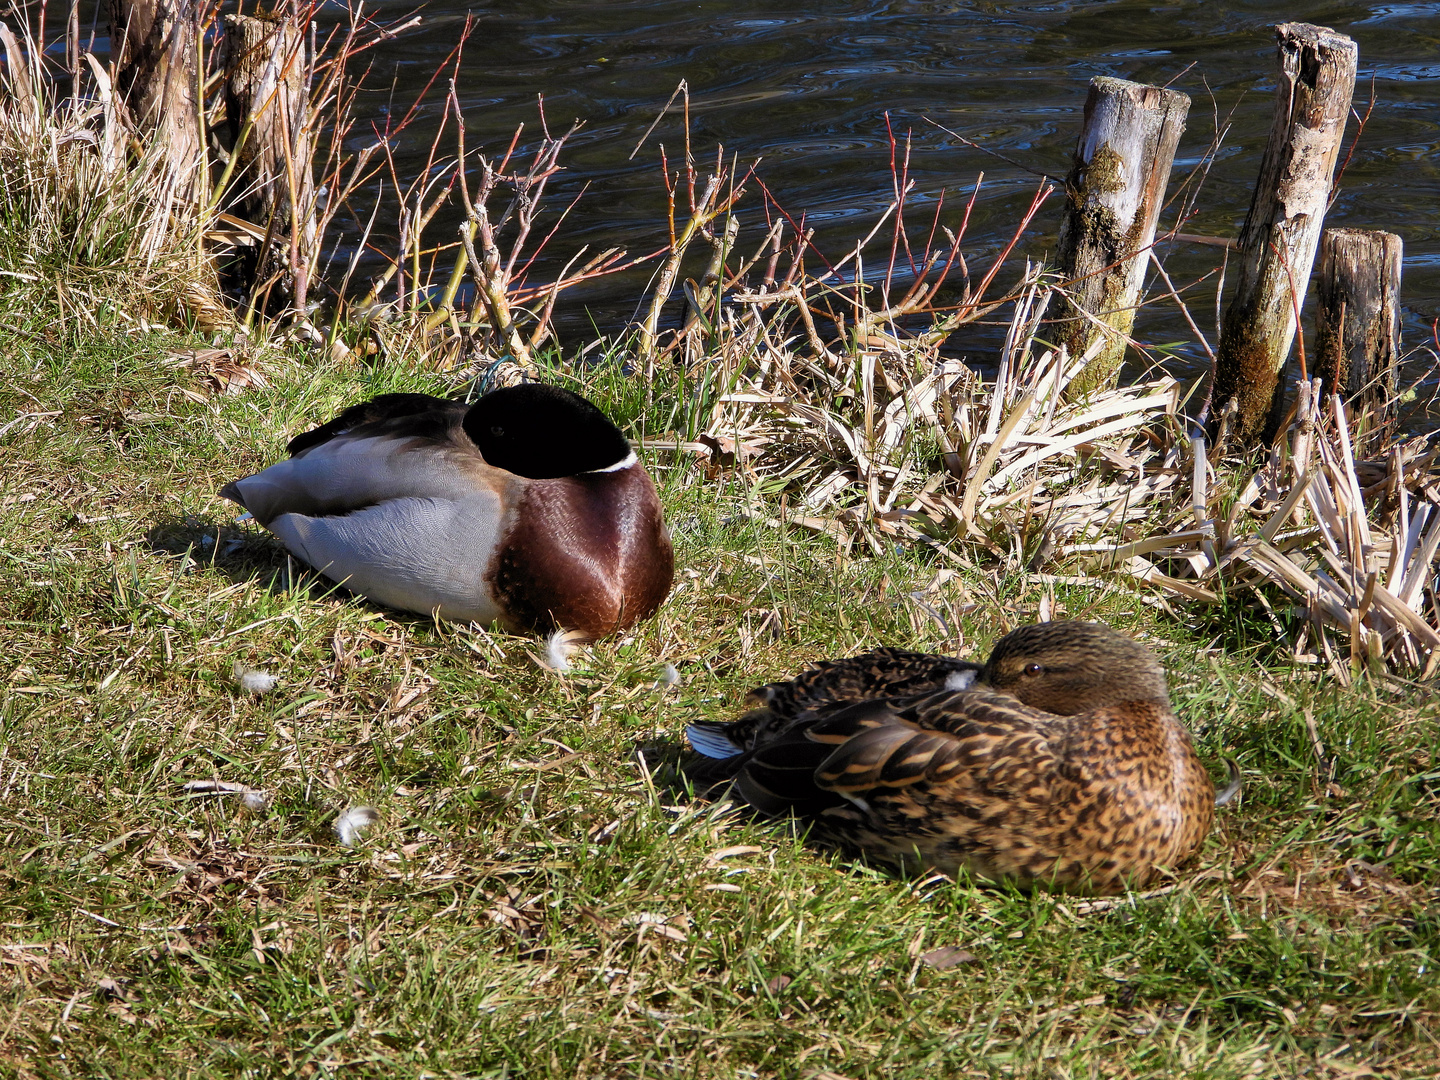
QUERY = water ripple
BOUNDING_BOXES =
[334,0,1440,387]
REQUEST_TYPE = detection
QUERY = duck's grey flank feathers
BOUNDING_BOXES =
[224,432,488,527]
[269,494,505,623]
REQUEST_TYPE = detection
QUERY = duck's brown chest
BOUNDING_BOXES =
[820,703,1214,893]
[487,465,674,637]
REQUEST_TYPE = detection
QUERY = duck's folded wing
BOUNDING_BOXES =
[803,691,1065,807]
[267,495,502,622]
[735,731,849,816]
[731,696,977,816]
[749,649,983,718]
[221,432,490,526]
[285,394,455,456]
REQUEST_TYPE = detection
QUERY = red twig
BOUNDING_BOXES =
[1329,72,1376,210]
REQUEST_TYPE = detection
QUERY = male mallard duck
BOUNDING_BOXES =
[686,621,1231,893]
[221,384,674,638]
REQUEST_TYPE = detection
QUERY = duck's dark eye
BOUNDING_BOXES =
[490,425,505,437]
[1024,663,1044,676]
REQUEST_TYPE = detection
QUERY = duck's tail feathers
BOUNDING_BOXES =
[217,481,257,523]
[1214,757,1243,807]
[685,721,747,760]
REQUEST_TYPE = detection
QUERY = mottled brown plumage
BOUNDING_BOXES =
[686,647,983,763]
[686,621,1219,894]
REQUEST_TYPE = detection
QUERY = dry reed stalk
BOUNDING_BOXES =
[0,18,227,329]
[1067,372,1440,678]
[648,192,1440,678]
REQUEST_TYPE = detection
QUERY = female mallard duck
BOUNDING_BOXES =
[686,621,1233,894]
[220,384,674,639]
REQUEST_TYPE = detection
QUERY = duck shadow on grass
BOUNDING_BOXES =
[637,738,928,884]
[145,513,373,610]
[636,734,737,811]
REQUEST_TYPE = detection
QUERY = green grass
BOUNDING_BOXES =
[0,322,1437,1079]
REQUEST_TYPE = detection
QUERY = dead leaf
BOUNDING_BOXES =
[919,945,976,970]
[704,845,764,865]
[96,976,127,1000]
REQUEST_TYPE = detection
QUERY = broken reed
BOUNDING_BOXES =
[642,254,1440,679]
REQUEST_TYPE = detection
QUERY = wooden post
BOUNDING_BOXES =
[1314,227,1402,420]
[105,0,203,207]
[220,13,317,313]
[1055,77,1189,396]
[1209,23,1357,447]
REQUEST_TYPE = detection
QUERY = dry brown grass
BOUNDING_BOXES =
[1,319,1437,1077]
[0,22,228,333]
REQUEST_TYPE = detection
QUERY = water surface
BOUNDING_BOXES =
[344,2,1439,389]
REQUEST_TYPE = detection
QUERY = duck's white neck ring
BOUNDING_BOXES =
[584,450,637,474]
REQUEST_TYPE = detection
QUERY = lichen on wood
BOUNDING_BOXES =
[1209,22,1358,447]
[1055,76,1189,397]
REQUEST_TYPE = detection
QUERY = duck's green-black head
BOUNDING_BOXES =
[981,620,1171,714]
[464,384,634,479]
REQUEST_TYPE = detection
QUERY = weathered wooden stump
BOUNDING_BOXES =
[1314,227,1402,422]
[105,0,203,206]
[220,12,317,313]
[1209,22,1358,447]
[1056,76,1189,396]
